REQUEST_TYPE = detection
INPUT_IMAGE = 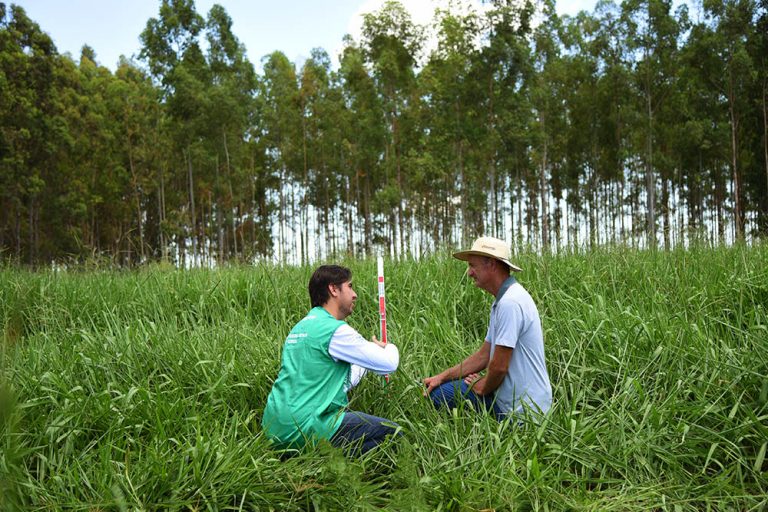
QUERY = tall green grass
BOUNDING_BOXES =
[1,245,767,510]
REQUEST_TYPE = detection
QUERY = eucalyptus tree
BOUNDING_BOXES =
[338,37,387,257]
[703,0,757,241]
[52,50,161,265]
[360,0,424,257]
[297,53,319,264]
[243,84,275,259]
[299,49,347,260]
[110,57,165,263]
[323,65,355,258]
[478,0,536,248]
[419,3,484,247]
[529,0,567,250]
[205,4,257,262]
[140,0,209,266]
[591,0,634,245]
[562,2,643,248]
[260,51,302,261]
[621,0,683,248]
[680,1,755,242]
[679,21,731,242]
[556,12,607,248]
[0,4,59,263]
[652,27,689,249]
[6,0,768,265]
[748,0,768,234]
[322,68,363,258]
[64,49,130,261]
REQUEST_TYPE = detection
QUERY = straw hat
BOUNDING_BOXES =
[453,236,522,272]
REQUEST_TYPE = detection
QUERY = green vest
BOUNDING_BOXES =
[262,306,350,449]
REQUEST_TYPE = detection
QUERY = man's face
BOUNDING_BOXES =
[466,255,493,291]
[332,280,357,319]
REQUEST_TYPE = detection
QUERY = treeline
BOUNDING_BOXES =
[1,0,766,266]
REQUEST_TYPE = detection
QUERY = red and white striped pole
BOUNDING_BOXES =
[377,256,389,383]
[377,256,387,345]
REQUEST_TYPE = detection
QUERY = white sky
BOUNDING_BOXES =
[11,0,598,70]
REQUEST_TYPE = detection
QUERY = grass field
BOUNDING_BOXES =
[1,244,767,511]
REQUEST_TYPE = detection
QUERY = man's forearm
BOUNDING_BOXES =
[445,346,489,380]
[472,344,512,395]
[471,368,505,396]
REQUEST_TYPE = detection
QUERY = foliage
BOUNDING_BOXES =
[1,1,768,266]
[1,245,767,509]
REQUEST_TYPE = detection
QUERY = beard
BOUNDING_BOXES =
[340,301,355,319]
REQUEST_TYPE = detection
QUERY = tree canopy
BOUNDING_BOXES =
[1,0,766,266]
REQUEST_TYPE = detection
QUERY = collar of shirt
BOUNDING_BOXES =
[492,275,517,309]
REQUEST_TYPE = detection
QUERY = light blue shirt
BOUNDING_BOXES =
[486,277,552,416]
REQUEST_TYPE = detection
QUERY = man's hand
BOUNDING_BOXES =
[370,334,386,348]
[464,373,485,395]
[463,373,481,387]
[423,374,445,396]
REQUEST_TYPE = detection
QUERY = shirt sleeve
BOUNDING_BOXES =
[328,324,399,374]
[492,300,525,349]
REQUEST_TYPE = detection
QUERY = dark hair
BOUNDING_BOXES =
[309,265,352,308]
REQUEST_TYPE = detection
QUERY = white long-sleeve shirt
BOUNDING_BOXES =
[328,324,399,389]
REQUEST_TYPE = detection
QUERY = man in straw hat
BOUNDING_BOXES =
[423,236,552,419]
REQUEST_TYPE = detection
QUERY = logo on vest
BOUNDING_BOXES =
[285,332,308,344]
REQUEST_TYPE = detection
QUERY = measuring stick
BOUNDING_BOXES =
[377,256,389,382]
[377,256,387,345]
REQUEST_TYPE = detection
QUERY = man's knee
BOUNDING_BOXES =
[430,380,464,409]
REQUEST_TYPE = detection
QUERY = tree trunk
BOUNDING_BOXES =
[528,185,538,249]
[158,164,167,262]
[214,155,224,264]
[590,185,596,249]
[610,181,617,245]
[301,111,308,266]
[124,222,131,267]
[540,129,550,251]
[279,165,286,261]
[186,147,197,266]
[0,195,5,252]
[290,179,298,264]
[763,80,768,234]
[646,90,655,249]
[393,104,406,259]
[729,83,743,241]
[716,162,724,243]
[347,174,354,257]
[15,200,21,260]
[250,156,257,257]
[458,137,467,245]
[662,176,670,250]
[680,179,685,245]
[620,175,626,244]
[516,168,523,249]
[179,230,186,269]
[363,169,371,257]
[223,132,238,259]
[28,196,35,265]
[127,146,145,262]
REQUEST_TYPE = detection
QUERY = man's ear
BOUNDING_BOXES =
[328,283,340,298]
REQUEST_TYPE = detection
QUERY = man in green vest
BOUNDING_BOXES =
[262,265,400,454]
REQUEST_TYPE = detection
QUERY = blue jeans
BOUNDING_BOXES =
[330,411,401,454]
[429,380,504,420]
